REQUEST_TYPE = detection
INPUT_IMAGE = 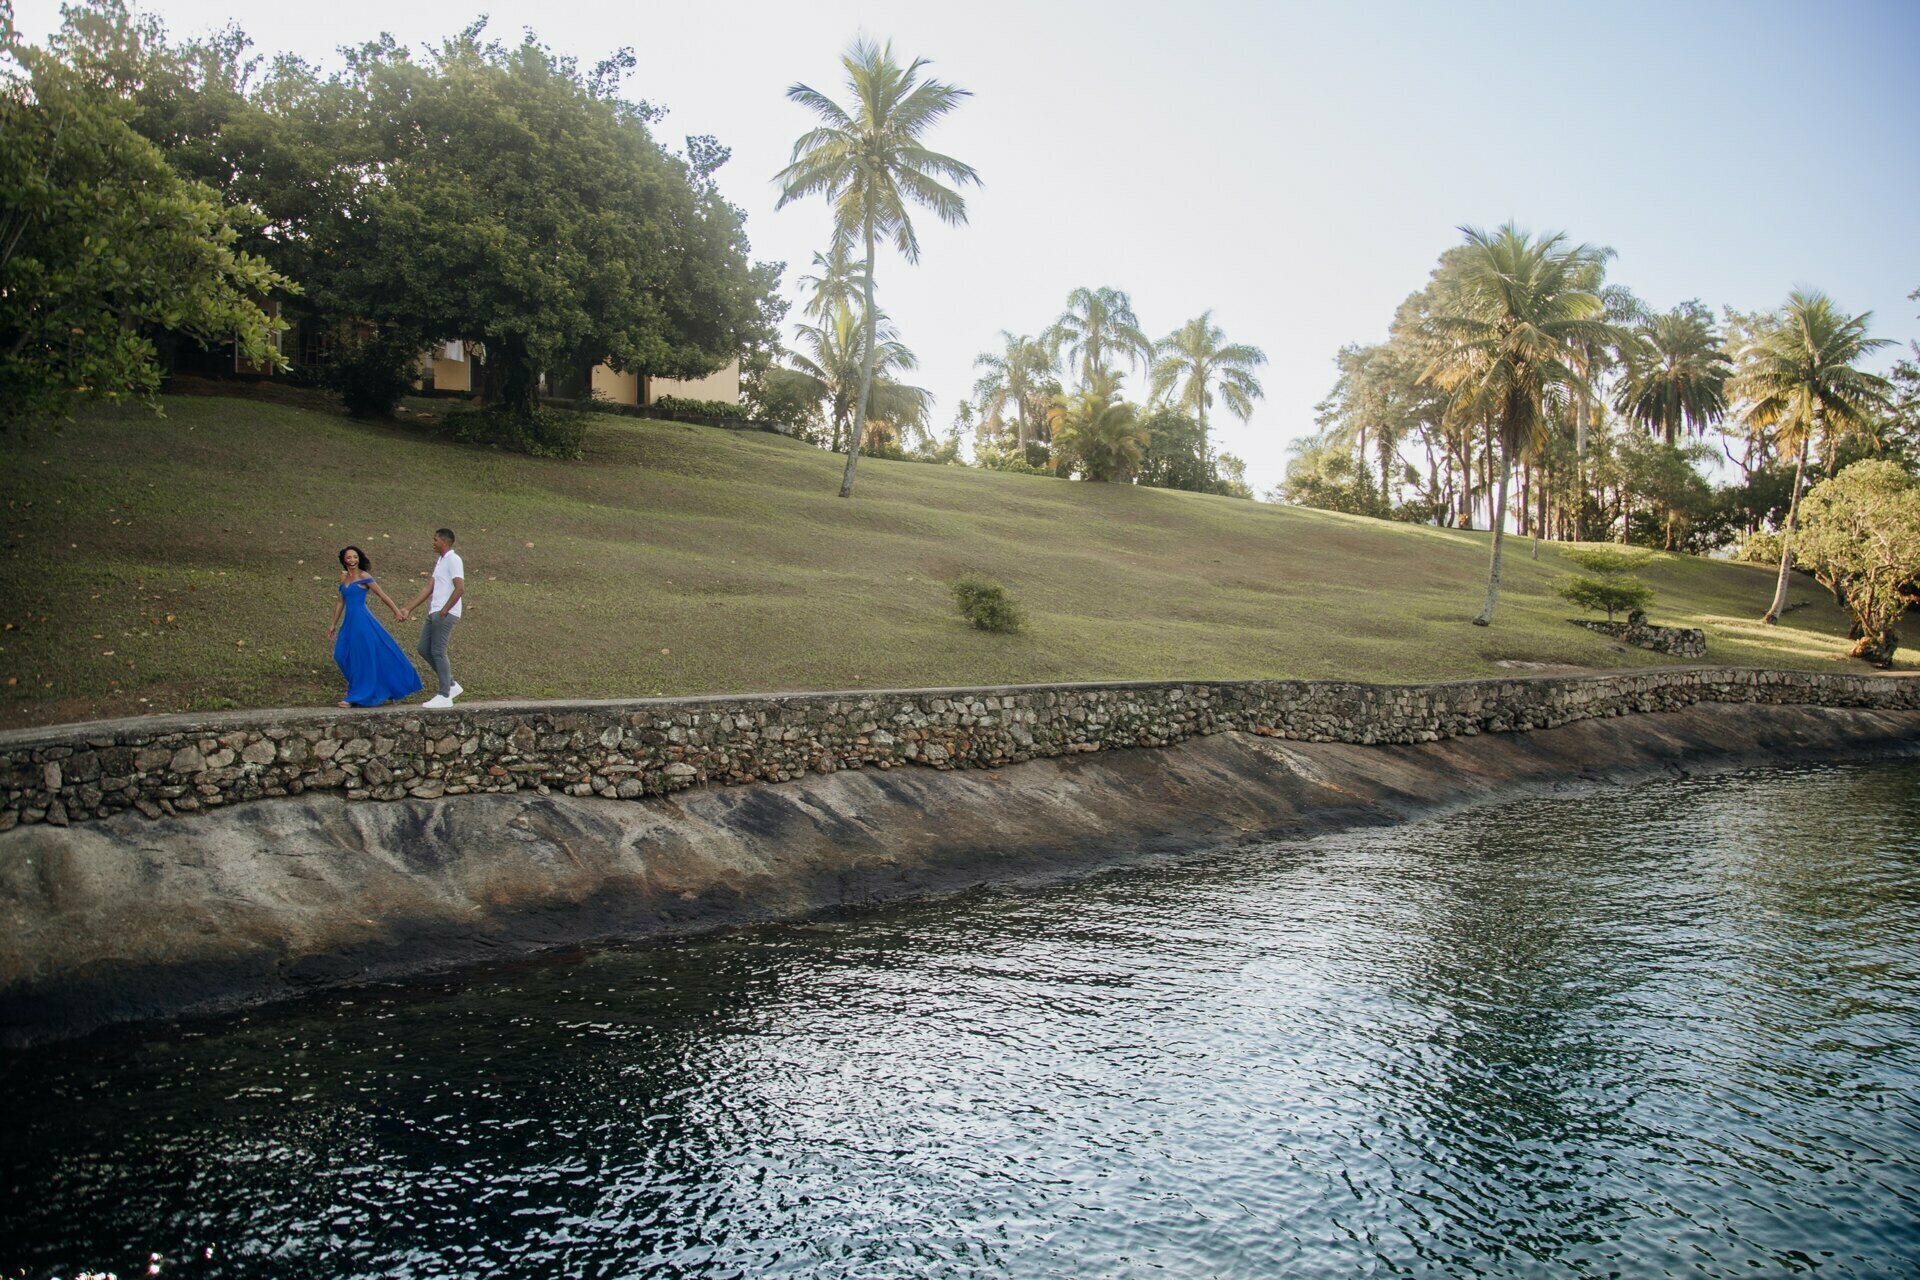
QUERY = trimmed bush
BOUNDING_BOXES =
[441,404,589,459]
[652,395,751,421]
[952,574,1024,634]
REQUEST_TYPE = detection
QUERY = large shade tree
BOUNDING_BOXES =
[325,27,758,419]
[1151,311,1267,434]
[776,38,977,498]
[1733,289,1893,623]
[1421,223,1624,625]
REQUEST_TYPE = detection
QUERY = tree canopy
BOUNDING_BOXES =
[1,33,288,431]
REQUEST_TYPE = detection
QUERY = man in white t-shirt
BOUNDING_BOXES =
[402,527,465,707]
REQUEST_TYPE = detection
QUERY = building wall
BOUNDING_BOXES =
[648,358,741,405]
[5,667,1920,827]
[427,342,472,394]
[590,365,641,406]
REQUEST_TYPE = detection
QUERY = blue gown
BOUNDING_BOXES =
[333,578,424,707]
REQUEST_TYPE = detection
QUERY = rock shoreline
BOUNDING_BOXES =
[3,667,1916,831]
[2,696,1918,1047]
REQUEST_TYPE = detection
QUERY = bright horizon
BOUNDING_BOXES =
[15,0,1918,489]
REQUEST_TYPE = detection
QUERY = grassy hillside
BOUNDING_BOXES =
[0,391,1882,730]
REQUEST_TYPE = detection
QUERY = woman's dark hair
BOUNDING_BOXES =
[338,546,371,572]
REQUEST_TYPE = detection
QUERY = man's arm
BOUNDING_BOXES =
[439,576,465,619]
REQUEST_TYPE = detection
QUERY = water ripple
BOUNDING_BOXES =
[4,761,1920,1278]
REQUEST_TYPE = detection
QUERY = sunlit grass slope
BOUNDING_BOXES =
[0,392,1882,729]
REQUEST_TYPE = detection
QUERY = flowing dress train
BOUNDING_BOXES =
[334,578,424,707]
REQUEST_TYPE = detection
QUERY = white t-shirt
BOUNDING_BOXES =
[431,550,465,617]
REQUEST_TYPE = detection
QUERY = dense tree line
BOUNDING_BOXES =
[2,0,781,445]
[1280,224,1911,623]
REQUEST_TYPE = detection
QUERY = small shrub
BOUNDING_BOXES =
[952,574,1024,633]
[441,404,589,459]
[321,328,422,419]
[1555,574,1655,623]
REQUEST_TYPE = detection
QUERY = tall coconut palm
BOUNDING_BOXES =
[1051,286,1150,387]
[775,39,977,498]
[973,330,1058,453]
[1151,311,1267,436]
[1733,289,1893,623]
[1615,302,1733,444]
[1422,223,1625,626]
[1048,372,1148,482]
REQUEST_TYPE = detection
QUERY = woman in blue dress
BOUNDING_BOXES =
[327,546,423,708]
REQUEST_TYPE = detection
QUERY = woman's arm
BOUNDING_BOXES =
[369,581,406,618]
[328,593,344,637]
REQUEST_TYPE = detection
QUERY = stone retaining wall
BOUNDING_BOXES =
[3,668,1916,830]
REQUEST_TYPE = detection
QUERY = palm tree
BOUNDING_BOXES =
[1050,286,1150,387]
[1563,257,1644,538]
[1615,303,1732,444]
[1733,289,1893,623]
[1421,223,1624,626]
[973,330,1058,454]
[796,241,866,321]
[1048,372,1148,482]
[1151,311,1267,436]
[775,38,977,498]
[789,301,925,453]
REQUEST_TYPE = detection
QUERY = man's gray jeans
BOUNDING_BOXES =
[417,613,457,696]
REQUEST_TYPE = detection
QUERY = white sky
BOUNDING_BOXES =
[16,0,1920,489]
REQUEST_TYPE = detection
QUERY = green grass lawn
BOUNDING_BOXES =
[0,390,1885,730]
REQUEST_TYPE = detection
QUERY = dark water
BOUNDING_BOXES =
[5,761,1920,1279]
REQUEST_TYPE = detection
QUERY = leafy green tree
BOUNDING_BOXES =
[1274,430,1389,516]
[1048,372,1148,482]
[1733,289,1894,623]
[1051,286,1150,388]
[776,38,977,498]
[1136,407,1213,491]
[1795,459,1920,665]
[1420,223,1624,625]
[973,330,1058,458]
[0,39,288,430]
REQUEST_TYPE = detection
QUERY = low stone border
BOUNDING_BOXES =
[2,668,1915,830]
[1576,617,1708,658]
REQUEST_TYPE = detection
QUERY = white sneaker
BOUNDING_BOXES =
[448,683,464,701]
[422,694,453,709]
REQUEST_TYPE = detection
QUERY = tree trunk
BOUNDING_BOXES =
[1574,392,1590,540]
[1473,447,1511,626]
[1762,434,1812,624]
[838,215,879,500]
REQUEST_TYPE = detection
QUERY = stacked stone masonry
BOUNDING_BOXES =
[3,668,1916,830]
